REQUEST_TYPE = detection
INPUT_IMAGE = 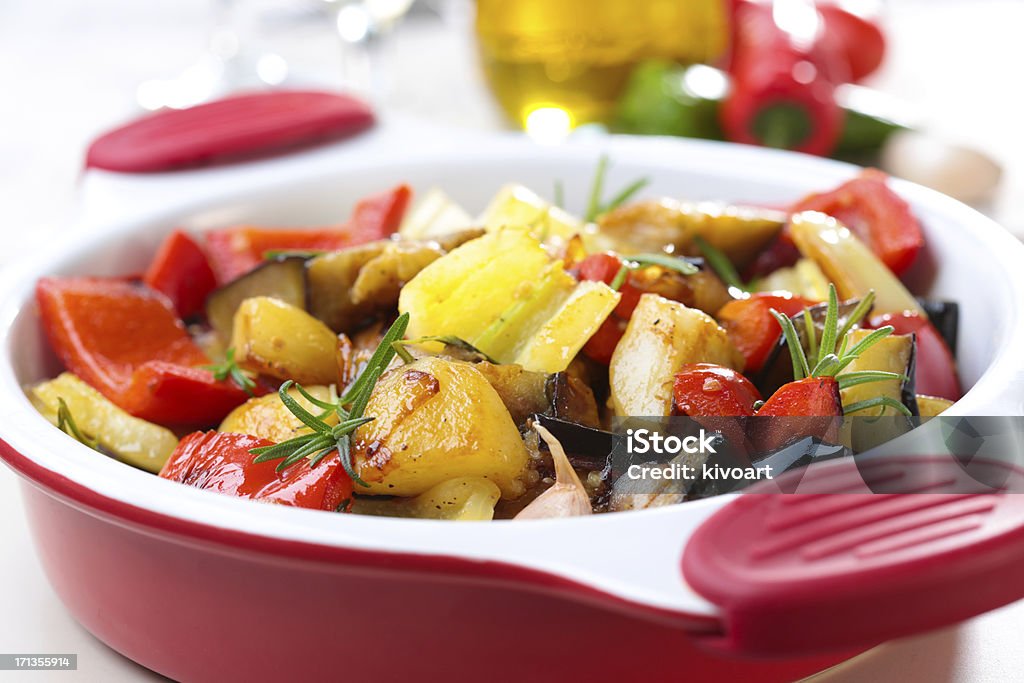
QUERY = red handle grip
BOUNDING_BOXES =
[683,455,1024,656]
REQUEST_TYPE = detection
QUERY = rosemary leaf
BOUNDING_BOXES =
[694,236,747,292]
[845,396,913,417]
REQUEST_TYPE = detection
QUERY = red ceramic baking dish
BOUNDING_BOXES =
[3,127,1024,682]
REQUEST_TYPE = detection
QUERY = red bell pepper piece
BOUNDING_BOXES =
[36,277,250,425]
[160,431,354,511]
[205,226,360,284]
[756,376,843,452]
[717,293,813,374]
[672,363,762,417]
[871,311,961,401]
[792,169,924,276]
[143,230,217,319]
[205,183,412,283]
[348,183,412,244]
[573,253,644,364]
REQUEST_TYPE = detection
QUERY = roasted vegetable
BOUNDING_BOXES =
[29,372,179,472]
[871,311,961,401]
[231,297,338,385]
[144,230,217,319]
[352,356,530,498]
[516,423,591,519]
[672,364,762,417]
[474,362,601,428]
[36,277,249,424]
[596,198,785,269]
[399,229,620,373]
[219,385,336,443]
[838,329,915,416]
[351,477,502,520]
[753,258,830,301]
[610,293,742,416]
[206,257,306,342]
[160,431,354,510]
[917,395,953,417]
[481,184,584,244]
[788,211,925,317]
[718,293,814,374]
[399,187,474,240]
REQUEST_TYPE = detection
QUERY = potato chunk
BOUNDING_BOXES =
[231,296,338,385]
[219,385,335,443]
[352,356,529,499]
[610,293,742,416]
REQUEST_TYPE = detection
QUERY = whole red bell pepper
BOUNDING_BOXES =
[143,229,218,319]
[205,183,412,282]
[871,311,961,401]
[717,292,814,373]
[36,277,251,425]
[160,431,354,511]
[722,0,848,156]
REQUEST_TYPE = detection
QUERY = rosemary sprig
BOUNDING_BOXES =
[249,313,411,485]
[770,283,897,381]
[694,236,748,293]
[57,398,99,450]
[392,335,498,363]
[609,252,701,292]
[582,155,650,222]
[203,348,256,396]
[845,396,913,417]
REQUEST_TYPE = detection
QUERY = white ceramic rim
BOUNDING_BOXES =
[2,126,1023,620]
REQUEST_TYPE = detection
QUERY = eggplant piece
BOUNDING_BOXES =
[752,298,863,397]
[205,256,306,342]
[917,299,959,356]
[306,242,392,333]
[475,364,601,429]
[531,414,615,473]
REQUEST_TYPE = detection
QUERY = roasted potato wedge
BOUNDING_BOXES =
[219,385,336,443]
[352,477,502,520]
[610,293,742,416]
[232,296,338,385]
[352,356,529,498]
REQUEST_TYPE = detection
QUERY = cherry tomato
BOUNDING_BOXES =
[672,363,762,417]
[575,253,643,363]
[756,376,842,452]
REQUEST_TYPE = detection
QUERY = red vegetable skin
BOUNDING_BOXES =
[756,376,843,452]
[143,230,217,319]
[36,277,250,424]
[575,253,643,364]
[717,293,814,374]
[722,1,847,156]
[792,169,924,275]
[818,5,886,83]
[672,363,762,417]
[205,183,412,282]
[872,311,962,401]
[160,431,354,511]
[348,183,412,244]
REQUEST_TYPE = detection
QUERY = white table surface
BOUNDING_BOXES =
[1,1,1022,680]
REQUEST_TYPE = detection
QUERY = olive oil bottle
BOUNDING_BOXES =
[475,0,730,130]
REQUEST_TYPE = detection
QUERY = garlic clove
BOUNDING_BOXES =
[515,423,592,519]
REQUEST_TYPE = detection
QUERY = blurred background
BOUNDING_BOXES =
[0,0,1022,254]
